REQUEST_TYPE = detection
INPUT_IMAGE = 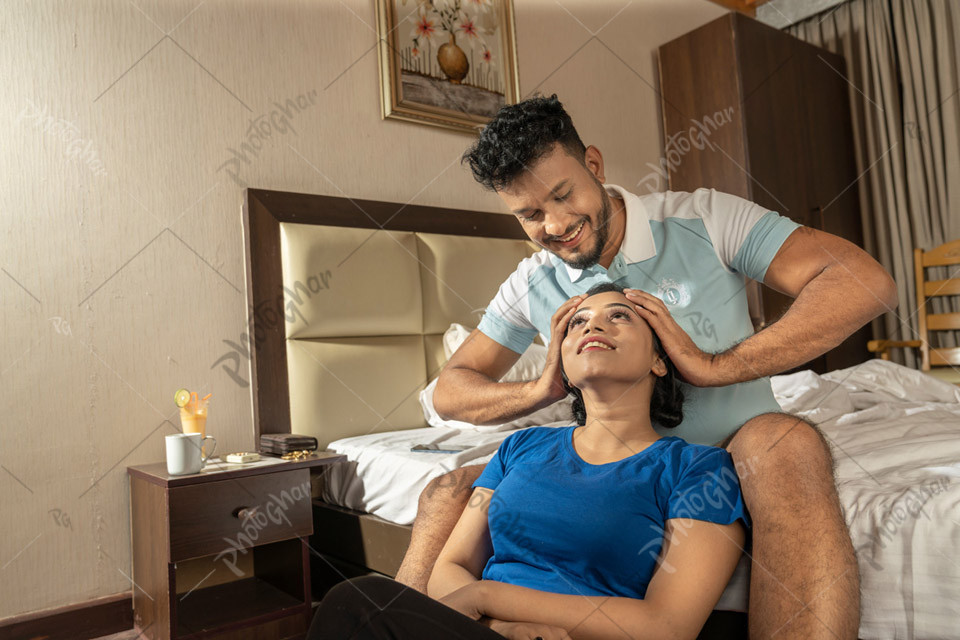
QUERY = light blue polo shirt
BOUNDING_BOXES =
[476,185,800,445]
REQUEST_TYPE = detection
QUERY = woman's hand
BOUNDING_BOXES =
[623,289,721,387]
[437,581,484,620]
[531,294,586,407]
[485,618,571,640]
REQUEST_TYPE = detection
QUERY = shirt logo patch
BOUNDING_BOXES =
[657,278,690,307]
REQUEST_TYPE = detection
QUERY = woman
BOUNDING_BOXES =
[307,283,749,640]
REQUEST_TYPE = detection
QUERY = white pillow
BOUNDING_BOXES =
[442,323,547,382]
[420,323,575,432]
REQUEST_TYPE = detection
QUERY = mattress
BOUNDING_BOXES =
[318,426,517,524]
[320,360,960,636]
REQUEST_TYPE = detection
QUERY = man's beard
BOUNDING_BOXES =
[559,184,611,270]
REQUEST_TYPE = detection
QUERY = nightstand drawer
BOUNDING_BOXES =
[168,469,312,562]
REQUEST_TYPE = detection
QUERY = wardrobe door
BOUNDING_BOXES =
[658,13,749,197]
[737,14,815,226]
[799,43,872,370]
[736,14,813,332]
[659,15,768,328]
[659,13,871,373]
[800,43,864,247]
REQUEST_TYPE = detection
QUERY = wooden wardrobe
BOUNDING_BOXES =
[658,12,871,374]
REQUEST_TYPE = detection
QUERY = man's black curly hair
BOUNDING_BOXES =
[462,94,587,191]
[559,282,685,429]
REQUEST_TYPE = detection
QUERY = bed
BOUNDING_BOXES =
[242,188,960,640]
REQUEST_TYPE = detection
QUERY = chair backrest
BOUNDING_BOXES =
[914,238,960,371]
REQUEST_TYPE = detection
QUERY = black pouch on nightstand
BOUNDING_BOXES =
[259,433,318,455]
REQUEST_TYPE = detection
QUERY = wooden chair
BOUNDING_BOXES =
[868,239,960,385]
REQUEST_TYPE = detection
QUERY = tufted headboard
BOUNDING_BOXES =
[243,189,541,449]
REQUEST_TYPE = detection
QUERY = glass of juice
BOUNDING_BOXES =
[179,393,210,457]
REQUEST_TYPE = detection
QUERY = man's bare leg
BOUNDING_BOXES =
[724,412,860,639]
[394,464,486,593]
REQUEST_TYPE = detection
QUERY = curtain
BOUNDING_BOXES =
[788,0,960,367]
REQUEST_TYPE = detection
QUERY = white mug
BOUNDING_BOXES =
[166,433,217,475]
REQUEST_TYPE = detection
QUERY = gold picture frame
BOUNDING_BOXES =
[376,0,521,134]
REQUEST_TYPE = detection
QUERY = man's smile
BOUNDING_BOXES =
[554,220,586,248]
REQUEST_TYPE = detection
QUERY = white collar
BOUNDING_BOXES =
[562,183,656,282]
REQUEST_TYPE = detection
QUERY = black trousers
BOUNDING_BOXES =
[307,575,506,639]
[307,575,749,639]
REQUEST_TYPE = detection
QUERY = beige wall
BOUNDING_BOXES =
[0,0,726,619]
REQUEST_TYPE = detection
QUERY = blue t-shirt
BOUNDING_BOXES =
[472,426,750,599]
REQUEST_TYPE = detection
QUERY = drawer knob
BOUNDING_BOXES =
[233,506,259,520]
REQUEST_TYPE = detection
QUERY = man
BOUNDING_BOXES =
[395,94,896,639]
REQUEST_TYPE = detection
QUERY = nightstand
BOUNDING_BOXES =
[127,453,345,640]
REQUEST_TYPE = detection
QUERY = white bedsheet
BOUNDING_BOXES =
[321,360,960,637]
[778,360,960,639]
[319,426,520,524]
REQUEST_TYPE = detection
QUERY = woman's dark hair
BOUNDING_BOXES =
[560,282,685,429]
[461,93,587,192]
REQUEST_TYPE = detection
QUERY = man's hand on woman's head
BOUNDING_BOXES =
[531,294,587,407]
[623,289,722,388]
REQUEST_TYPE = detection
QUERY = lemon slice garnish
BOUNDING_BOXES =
[174,388,191,408]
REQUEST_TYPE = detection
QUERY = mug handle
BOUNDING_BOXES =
[201,436,217,464]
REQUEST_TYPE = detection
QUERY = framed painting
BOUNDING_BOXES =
[376,0,521,133]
